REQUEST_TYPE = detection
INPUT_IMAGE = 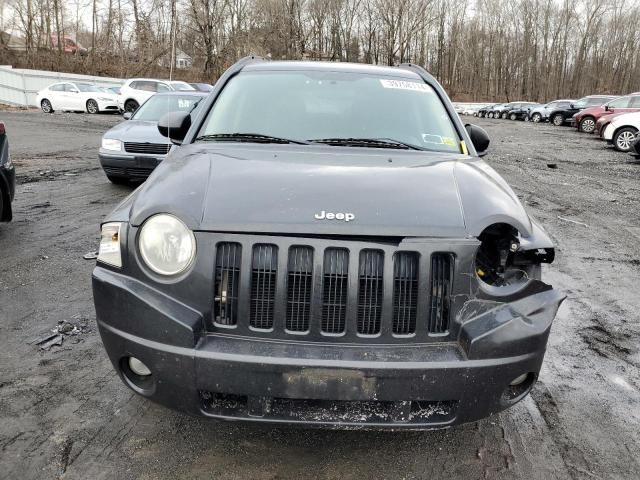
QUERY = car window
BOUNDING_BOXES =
[76,83,101,93]
[64,84,78,92]
[586,97,612,106]
[132,94,204,121]
[629,96,640,108]
[157,83,171,92]
[607,96,630,108]
[136,81,156,92]
[200,70,463,153]
[49,84,64,92]
[129,81,139,89]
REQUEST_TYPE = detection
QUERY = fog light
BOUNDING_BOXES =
[128,357,152,376]
[510,373,528,386]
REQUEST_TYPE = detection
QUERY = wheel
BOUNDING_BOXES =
[124,100,139,113]
[552,114,564,126]
[509,113,517,121]
[531,112,542,123]
[613,127,638,152]
[41,99,54,113]
[478,112,485,118]
[579,116,596,133]
[501,112,508,119]
[487,112,493,118]
[86,99,99,114]
[106,175,129,185]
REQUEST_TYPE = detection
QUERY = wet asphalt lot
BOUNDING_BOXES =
[0,111,639,480]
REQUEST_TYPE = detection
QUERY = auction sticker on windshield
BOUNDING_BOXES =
[379,79,433,93]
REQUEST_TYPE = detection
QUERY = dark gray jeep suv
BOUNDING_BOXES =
[92,57,564,429]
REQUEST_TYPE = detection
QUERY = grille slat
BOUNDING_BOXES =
[393,252,418,335]
[123,142,172,155]
[358,250,384,335]
[322,249,349,334]
[429,254,453,333]
[214,243,241,325]
[250,244,277,330]
[286,246,313,332]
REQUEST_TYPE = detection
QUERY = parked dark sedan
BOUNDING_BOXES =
[99,91,207,183]
[548,95,616,126]
[0,121,15,222]
[477,104,498,118]
[92,57,563,429]
[504,102,539,120]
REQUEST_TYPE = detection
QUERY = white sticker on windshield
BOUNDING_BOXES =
[380,79,433,93]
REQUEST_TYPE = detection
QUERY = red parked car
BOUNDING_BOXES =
[574,94,640,133]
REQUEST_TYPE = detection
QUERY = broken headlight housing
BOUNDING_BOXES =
[475,223,554,295]
[138,214,196,276]
[98,222,123,268]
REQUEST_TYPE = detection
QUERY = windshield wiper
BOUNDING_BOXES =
[194,133,310,145]
[308,137,425,150]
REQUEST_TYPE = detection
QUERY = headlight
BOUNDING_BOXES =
[138,214,196,276]
[98,222,122,268]
[102,138,122,151]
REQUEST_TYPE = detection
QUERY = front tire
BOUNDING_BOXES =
[501,112,508,119]
[552,114,564,126]
[124,100,139,113]
[487,112,493,118]
[509,113,517,121]
[613,127,638,152]
[86,99,99,114]
[579,116,596,133]
[41,99,54,113]
[531,112,542,123]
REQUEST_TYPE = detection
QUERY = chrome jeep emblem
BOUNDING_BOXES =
[314,211,355,222]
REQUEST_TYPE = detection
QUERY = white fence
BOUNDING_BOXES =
[0,66,124,107]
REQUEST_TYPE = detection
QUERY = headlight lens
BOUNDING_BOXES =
[102,138,122,151]
[138,214,196,276]
[98,222,122,267]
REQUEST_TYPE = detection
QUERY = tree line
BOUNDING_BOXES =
[2,0,640,102]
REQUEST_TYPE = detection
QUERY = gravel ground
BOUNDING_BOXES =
[0,112,639,480]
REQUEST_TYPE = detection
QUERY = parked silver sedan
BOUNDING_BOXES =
[98,91,207,184]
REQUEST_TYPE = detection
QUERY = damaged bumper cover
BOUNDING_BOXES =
[93,267,565,429]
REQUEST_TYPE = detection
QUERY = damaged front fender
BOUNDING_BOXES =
[458,288,566,359]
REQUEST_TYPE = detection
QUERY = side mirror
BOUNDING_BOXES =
[158,111,191,144]
[465,124,490,156]
[604,105,610,111]
[123,111,132,120]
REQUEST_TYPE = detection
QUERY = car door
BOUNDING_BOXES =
[62,83,82,110]
[47,84,65,110]
[543,102,558,116]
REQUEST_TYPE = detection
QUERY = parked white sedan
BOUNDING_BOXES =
[602,111,640,152]
[36,82,120,114]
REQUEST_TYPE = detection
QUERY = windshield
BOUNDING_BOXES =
[199,70,462,153]
[132,94,203,121]
[76,83,101,92]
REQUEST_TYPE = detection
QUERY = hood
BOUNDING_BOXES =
[611,111,640,127]
[127,144,534,239]
[103,120,170,144]
[576,105,604,118]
